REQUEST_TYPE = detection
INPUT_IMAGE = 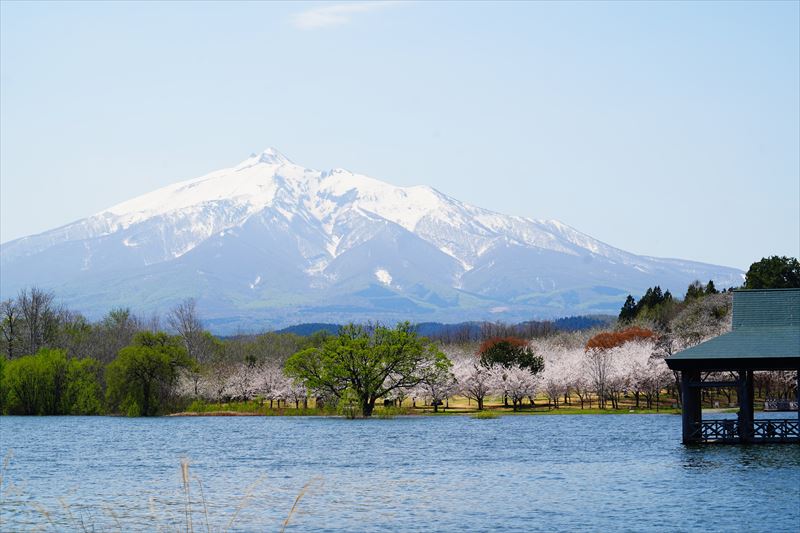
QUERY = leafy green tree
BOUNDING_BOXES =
[2,349,68,415]
[1,348,105,415]
[336,387,361,419]
[705,280,718,294]
[478,337,544,374]
[478,336,544,407]
[0,355,7,412]
[285,322,450,417]
[744,256,800,289]
[65,357,105,414]
[106,332,192,416]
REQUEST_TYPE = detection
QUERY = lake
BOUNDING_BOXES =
[1,414,799,532]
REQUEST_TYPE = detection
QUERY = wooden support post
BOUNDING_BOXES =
[681,370,702,444]
[737,370,754,443]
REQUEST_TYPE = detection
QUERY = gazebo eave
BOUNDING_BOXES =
[666,356,800,372]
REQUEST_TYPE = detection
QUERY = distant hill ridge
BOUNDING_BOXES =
[276,315,614,339]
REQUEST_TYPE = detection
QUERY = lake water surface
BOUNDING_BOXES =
[1,414,799,532]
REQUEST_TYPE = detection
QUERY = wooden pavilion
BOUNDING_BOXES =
[666,288,800,444]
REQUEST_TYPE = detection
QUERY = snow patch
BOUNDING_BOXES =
[325,235,341,257]
[375,268,392,286]
[304,259,330,276]
[439,245,473,271]
[81,242,92,271]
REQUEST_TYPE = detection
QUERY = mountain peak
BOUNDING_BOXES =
[255,147,291,165]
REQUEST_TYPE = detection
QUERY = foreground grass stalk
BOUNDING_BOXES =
[224,475,266,532]
[181,458,192,533]
[281,477,321,533]
[103,503,123,532]
[193,475,210,533]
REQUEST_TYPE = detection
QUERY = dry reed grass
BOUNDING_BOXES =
[0,450,320,532]
[280,477,322,533]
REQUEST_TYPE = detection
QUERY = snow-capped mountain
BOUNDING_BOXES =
[0,148,743,332]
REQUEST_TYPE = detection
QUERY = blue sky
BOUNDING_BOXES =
[1,1,798,270]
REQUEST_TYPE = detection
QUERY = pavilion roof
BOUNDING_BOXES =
[666,289,800,371]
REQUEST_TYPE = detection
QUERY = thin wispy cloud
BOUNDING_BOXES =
[292,2,399,30]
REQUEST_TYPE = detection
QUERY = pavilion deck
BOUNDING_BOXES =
[666,289,800,445]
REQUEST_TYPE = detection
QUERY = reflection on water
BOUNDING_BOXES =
[681,444,800,471]
[1,415,799,532]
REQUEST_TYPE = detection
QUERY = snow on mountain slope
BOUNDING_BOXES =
[0,147,744,331]
[4,147,623,267]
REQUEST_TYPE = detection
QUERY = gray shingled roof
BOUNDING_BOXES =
[666,289,800,371]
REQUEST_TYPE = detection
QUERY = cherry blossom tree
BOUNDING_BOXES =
[538,347,571,409]
[452,358,494,410]
[611,340,658,409]
[255,363,289,408]
[584,327,656,409]
[641,354,671,409]
[203,356,236,402]
[500,365,539,411]
[584,346,613,409]
[228,364,256,401]
[286,378,308,409]
[418,365,459,412]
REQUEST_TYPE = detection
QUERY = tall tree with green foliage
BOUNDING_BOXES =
[684,280,705,301]
[618,295,637,323]
[630,286,676,327]
[478,336,544,407]
[285,322,450,417]
[744,256,800,289]
[0,355,7,412]
[65,357,105,414]
[2,349,68,415]
[1,348,105,415]
[106,332,192,416]
[636,286,672,311]
[478,337,544,374]
[705,280,718,294]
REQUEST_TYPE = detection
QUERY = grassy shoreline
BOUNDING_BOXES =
[169,399,682,417]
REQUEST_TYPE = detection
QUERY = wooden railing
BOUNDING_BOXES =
[691,419,800,443]
[753,419,800,442]
[693,419,739,443]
